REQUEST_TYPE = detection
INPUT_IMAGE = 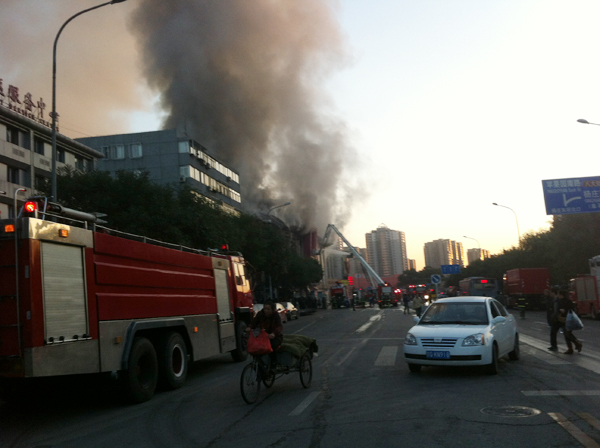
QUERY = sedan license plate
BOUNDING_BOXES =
[426,351,451,360]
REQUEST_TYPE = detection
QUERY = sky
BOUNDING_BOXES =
[3,1,600,270]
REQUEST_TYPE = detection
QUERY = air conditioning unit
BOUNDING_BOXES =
[179,176,186,182]
[226,176,231,182]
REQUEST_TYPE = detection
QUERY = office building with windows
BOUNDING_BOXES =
[424,239,465,269]
[365,225,408,277]
[76,129,241,213]
[0,99,102,218]
[467,248,490,264]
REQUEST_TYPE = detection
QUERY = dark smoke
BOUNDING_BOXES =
[130,0,364,233]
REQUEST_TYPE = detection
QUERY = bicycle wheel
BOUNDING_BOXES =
[263,368,275,388]
[299,353,312,388]
[240,362,261,404]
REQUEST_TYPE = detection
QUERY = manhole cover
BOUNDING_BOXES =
[480,406,542,418]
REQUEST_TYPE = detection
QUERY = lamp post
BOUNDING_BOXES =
[51,0,127,201]
[492,202,521,245]
[463,235,481,261]
[577,118,600,126]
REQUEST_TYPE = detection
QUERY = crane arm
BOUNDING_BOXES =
[323,224,385,286]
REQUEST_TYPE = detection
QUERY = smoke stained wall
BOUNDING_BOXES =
[130,0,365,234]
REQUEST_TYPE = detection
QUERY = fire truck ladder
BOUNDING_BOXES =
[322,224,385,288]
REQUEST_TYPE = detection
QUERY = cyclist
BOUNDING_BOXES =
[246,300,283,357]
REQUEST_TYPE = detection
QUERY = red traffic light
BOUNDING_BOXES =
[24,201,37,213]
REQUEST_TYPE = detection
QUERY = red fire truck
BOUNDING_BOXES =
[0,197,254,403]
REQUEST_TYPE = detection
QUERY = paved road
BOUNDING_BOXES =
[3,306,600,447]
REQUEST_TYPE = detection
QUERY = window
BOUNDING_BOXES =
[111,145,125,160]
[57,149,65,163]
[130,143,142,158]
[34,137,45,155]
[7,166,19,184]
[101,146,110,160]
[75,156,84,171]
[6,125,18,144]
[490,302,500,319]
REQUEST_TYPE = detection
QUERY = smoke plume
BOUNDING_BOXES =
[130,0,363,233]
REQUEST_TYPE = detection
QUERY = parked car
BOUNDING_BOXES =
[275,302,288,322]
[403,297,519,374]
[279,302,299,321]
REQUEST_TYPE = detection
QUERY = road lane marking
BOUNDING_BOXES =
[579,413,600,432]
[289,391,321,416]
[294,321,316,334]
[520,334,600,374]
[549,412,600,448]
[336,339,368,366]
[375,346,398,366]
[356,311,383,333]
[523,391,600,396]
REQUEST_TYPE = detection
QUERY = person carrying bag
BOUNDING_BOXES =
[565,310,584,332]
[247,329,273,355]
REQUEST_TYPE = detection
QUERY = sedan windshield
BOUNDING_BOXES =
[419,302,488,325]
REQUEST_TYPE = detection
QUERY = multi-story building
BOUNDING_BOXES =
[408,259,417,271]
[365,225,408,277]
[424,239,465,269]
[0,94,102,218]
[467,248,490,264]
[76,129,241,213]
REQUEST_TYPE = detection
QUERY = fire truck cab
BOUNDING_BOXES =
[0,197,254,402]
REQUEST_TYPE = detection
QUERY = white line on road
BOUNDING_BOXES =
[356,311,383,333]
[336,339,368,366]
[549,412,600,448]
[375,346,398,366]
[289,391,321,416]
[293,321,316,334]
[523,391,600,396]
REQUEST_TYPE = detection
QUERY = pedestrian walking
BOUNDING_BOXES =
[518,296,527,319]
[412,294,424,318]
[403,294,410,314]
[548,288,583,353]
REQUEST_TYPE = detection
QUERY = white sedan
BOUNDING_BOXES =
[403,297,519,374]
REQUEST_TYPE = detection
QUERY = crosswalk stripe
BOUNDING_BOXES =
[375,346,398,366]
[523,391,600,396]
[549,412,600,448]
[579,413,600,432]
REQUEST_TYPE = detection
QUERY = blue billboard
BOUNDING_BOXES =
[542,176,600,215]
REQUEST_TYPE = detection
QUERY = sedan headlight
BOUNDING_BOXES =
[462,333,485,346]
[404,333,417,345]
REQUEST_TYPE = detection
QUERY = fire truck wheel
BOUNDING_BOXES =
[231,321,249,362]
[126,337,158,403]
[158,332,188,390]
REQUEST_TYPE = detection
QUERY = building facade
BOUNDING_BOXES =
[0,103,102,218]
[76,129,241,213]
[365,225,408,277]
[424,239,465,269]
[408,259,417,271]
[467,248,490,264]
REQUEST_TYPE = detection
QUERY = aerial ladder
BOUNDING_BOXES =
[322,224,395,307]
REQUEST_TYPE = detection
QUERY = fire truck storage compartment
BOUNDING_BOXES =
[214,262,236,353]
[40,241,89,343]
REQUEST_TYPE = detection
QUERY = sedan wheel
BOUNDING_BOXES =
[486,343,499,375]
[508,334,520,361]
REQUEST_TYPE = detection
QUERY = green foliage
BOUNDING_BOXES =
[441,213,600,287]
[49,168,321,292]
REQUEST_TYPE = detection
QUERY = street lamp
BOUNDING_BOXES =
[463,235,481,261]
[51,0,127,201]
[492,202,521,245]
[577,118,600,126]
[267,201,291,216]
